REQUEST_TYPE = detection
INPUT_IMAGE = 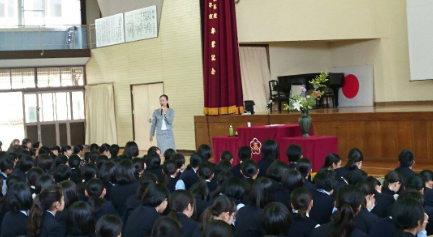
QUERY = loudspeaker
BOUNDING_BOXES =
[244,100,255,114]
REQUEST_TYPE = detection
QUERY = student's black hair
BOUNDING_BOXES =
[398,149,415,167]
[123,141,139,158]
[296,157,312,179]
[356,180,375,207]
[36,154,53,172]
[136,172,158,201]
[29,148,37,157]
[66,201,95,236]
[142,183,170,207]
[7,182,33,212]
[0,157,14,172]
[382,170,402,192]
[59,180,78,209]
[238,146,252,161]
[147,146,161,155]
[261,140,279,160]
[420,170,433,185]
[27,167,44,187]
[34,174,55,195]
[164,148,176,160]
[51,145,61,153]
[220,151,234,163]
[96,214,123,237]
[250,177,275,209]
[151,216,183,237]
[201,195,236,230]
[6,175,22,190]
[28,185,63,237]
[241,159,259,178]
[22,138,31,147]
[146,152,162,170]
[81,163,98,183]
[61,145,72,155]
[281,169,304,193]
[54,155,68,167]
[89,151,100,164]
[189,182,210,201]
[53,164,71,183]
[32,141,40,149]
[266,160,289,182]
[330,185,364,237]
[261,202,291,236]
[365,176,381,192]
[18,155,34,172]
[114,159,137,185]
[99,161,116,183]
[172,153,186,170]
[109,144,120,158]
[99,143,111,154]
[203,220,234,237]
[198,162,215,181]
[290,187,312,220]
[220,177,245,201]
[69,155,81,169]
[286,144,302,163]
[96,155,109,170]
[167,190,196,221]
[215,160,232,175]
[90,143,99,152]
[39,146,51,155]
[73,144,83,155]
[86,178,106,213]
[314,168,337,192]
[344,169,368,185]
[132,157,145,178]
[346,148,363,170]
[188,152,203,169]
[391,199,424,237]
[212,171,234,197]
[397,189,424,205]
[198,144,212,161]
[163,159,178,186]
[323,153,341,169]
[406,174,424,192]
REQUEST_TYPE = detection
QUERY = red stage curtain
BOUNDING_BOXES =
[203,0,244,115]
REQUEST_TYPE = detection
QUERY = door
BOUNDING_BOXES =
[132,83,164,151]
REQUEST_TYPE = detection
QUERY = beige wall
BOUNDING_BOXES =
[85,0,203,150]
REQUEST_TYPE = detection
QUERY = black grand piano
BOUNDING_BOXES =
[277,73,344,107]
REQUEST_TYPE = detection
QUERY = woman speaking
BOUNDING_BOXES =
[149,94,175,154]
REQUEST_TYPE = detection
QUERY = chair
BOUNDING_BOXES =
[269,80,289,112]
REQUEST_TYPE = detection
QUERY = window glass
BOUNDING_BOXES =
[0,69,11,90]
[37,67,60,88]
[24,93,38,123]
[72,91,84,120]
[39,93,54,122]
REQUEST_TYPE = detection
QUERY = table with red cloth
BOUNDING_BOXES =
[280,136,339,172]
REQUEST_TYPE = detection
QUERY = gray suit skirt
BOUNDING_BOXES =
[156,130,176,154]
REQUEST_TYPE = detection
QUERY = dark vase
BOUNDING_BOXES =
[298,109,312,137]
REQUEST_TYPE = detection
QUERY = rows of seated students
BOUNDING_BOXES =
[0,138,431,237]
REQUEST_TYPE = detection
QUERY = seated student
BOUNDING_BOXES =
[131,157,145,178]
[309,168,337,225]
[55,155,69,167]
[96,214,123,237]
[310,185,368,237]
[173,153,186,174]
[73,144,84,159]
[354,181,379,234]
[98,161,116,200]
[286,144,303,169]
[335,148,364,179]
[28,185,66,237]
[240,160,259,195]
[288,187,318,237]
[203,220,234,237]
[90,143,99,152]
[167,190,197,237]
[54,164,72,184]
[51,146,61,157]
[97,156,109,170]
[421,170,433,206]
[261,202,291,236]
[395,149,417,186]
[147,146,161,156]
[393,199,428,237]
[88,151,100,165]
[192,195,236,237]
[220,151,234,164]
[163,159,185,192]
[211,171,233,199]
[257,140,279,177]
[198,144,215,169]
[382,170,403,197]
[216,160,232,175]
[231,146,251,179]
[13,155,34,181]
[37,154,54,173]
[146,152,164,182]
[164,148,177,160]
[181,153,203,190]
[123,142,140,159]
[235,177,274,237]
[34,173,55,197]
[56,181,79,228]
[322,153,342,170]
[124,173,158,219]
[27,167,44,197]
[198,163,217,194]
[266,160,289,192]
[77,163,98,201]
[366,176,395,218]
[110,160,139,216]
[1,182,32,237]
[66,201,95,237]
[99,143,111,158]
[85,178,119,223]
[296,158,315,194]
[69,155,83,185]
[109,144,120,161]
[61,145,73,158]
[220,177,246,210]
[407,174,426,194]
[275,170,304,210]
[152,216,183,237]
[190,183,211,221]
[123,183,169,237]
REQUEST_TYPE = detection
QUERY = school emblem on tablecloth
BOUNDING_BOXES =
[250,138,262,155]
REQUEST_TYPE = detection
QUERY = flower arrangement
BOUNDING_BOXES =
[284,72,329,112]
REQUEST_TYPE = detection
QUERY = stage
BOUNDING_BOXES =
[194,105,433,169]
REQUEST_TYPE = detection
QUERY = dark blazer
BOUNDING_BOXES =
[371,192,395,218]
[192,228,202,237]
[309,190,335,224]
[287,215,318,237]
[123,205,160,237]
[354,207,379,234]
[39,211,66,237]
[257,159,274,178]
[181,168,199,190]
[0,204,9,233]
[110,181,139,216]
[303,180,316,195]
[194,198,210,221]
[234,204,264,237]
[124,195,141,222]
[394,167,416,186]
[369,217,395,237]
[175,213,198,237]
[310,222,368,237]
[268,178,281,192]
[231,163,243,179]
[335,165,352,178]
[95,201,119,223]
[55,209,68,229]
[206,180,218,194]
[104,182,114,201]
[423,205,433,235]
[1,211,28,237]
[424,187,433,207]
[381,188,397,197]
[288,162,297,170]
[12,168,27,182]
[274,190,292,210]
[147,167,165,182]
[166,175,180,193]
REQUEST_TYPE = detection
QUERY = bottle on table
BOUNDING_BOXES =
[229,125,234,137]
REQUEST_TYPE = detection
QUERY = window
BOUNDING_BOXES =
[11,68,35,89]
[0,0,18,26]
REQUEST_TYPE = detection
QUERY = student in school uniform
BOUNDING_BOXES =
[240,159,259,197]
[189,183,211,221]
[335,148,363,179]
[296,158,315,194]
[203,220,234,237]
[220,151,234,165]
[354,181,379,234]
[198,144,216,170]
[124,173,158,220]
[162,159,185,193]
[365,176,395,218]
[395,149,417,186]
[98,161,116,201]
[382,170,403,197]
[198,163,217,194]
[266,160,289,192]
[220,177,246,210]
[420,170,433,206]
[85,178,119,223]
[261,202,291,236]
[167,190,198,237]
[13,155,33,181]
[274,170,304,210]
[110,159,139,216]
[26,167,44,197]
[95,215,123,237]
[152,217,183,237]
[65,201,95,237]
[288,187,319,237]
[123,183,169,237]
[181,153,203,190]
[0,158,14,196]
[322,153,342,170]
[231,146,252,179]
[146,153,165,182]
[257,140,279,177]
[56,180,79,229]
[286,144,303,170]
[173,153,187,174]
[309,168,337,225]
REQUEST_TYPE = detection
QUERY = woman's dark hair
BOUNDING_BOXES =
[96,155,109,170]
[323,153,341,169]
[90,143,99,152]
[73,144,83,155]
[286,144,302,163]
[198,144,212,161]
[99,161,116,183]
[164,148,176,160]
[213,171,234,197]
[147,146,161,155]
[38,146,50,155]
[365,176,381,191]
[261,140,279,160]
[66,201,95,236]
[163,159,178,186]
[203,220,233,237]
[86,178,106,213]
[347,148,363,170]
[7,182,33,212]
[55,155,68,167]
[238,146,252,161]
[114,159,137,185]
[201,195,236,230]
[28,185,63,237]
[35,174,55,194]
[189,182,210,201]
[151,216,182,237]
[123,141,139,158]
[391,199,424,237]
[261,202,291,235]
[267,160,289,182]
[59,180,78,209]
[132,158,145,178]
[7,175,22,189]
[172,153,186,169]
[383,170,402,192]
[18,155,34,172]
[329,185,364,237]
[406,174,424,192]
[137,172,158,201]
[290,187,312,220]
[69,155,81,169]
[420,170,433,185]
[241,159,258,178]
[51,146,61,154]
[314,168,337,192]
[398,149,415,167]
[81,163,98,183]
[146,153,161,170]
[96,214,123,237]
[27,167,44,187]
[215,160,232,175]
[250,177,274,209]
[168,190,195,221]
[61,145,72,155]
[99,143,110,154]
[89,151,100,164]
[160,94,170,107]
[53,164,72,183]
[198,163,214,181]
[220,151,234,163]
[281,170,304,193]
[37,154,53,172]
[296,158,313,179]
[220,177,245,201]
[356,180,375,207]
[142,183,169,207]
[344,169,368,185]
[109,144,120,158]
[188,153,203,169]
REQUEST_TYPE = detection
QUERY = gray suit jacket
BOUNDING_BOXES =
[149,108,174,136]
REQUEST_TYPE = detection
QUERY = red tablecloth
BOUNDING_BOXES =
[212,136,240,165]
[280,136,338,172]
[237,125,314,162]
